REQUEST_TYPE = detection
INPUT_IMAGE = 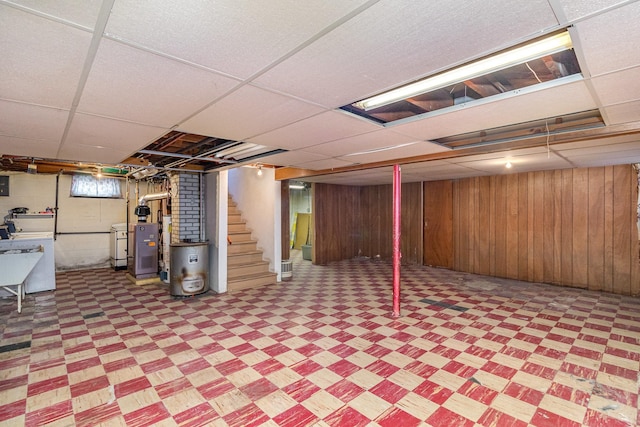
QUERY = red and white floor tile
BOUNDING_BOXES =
[1,252,638,426]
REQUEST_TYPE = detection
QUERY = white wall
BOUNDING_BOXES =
[228,166,281,279]
[205,171,228,293]
[0,172,168,271]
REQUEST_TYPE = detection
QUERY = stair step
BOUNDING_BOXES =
[228,260,270,278]
[228,230,252,243]
[228,205,241,215]
[228,222,248,233]
[228,250,264,265]
[228,212,242,222]
[228,241,257,254]
[228,272,277,292]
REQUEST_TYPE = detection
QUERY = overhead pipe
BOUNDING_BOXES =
[138,191,170,206]
[392,164,402,318]
[136,191,170,222]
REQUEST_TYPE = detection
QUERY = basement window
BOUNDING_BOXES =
[70,174,122,198]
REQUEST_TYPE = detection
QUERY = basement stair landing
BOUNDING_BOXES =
[227,196,277,292]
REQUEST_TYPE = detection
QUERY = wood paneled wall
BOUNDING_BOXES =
[359,183,423,264]
[312,183,361,265]
[313,182,423,265]
[425,165,640,295]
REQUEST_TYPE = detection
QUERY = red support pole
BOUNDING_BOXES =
[392,164,401,318]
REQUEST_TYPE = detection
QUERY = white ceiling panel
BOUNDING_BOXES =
[454,151,574,174]
[0,5,92,108]
[247,111,380,150]
[104,0,371,79]
[305,129,418,157]
[60,113,169,162]
[78,39,239,128]
[295,157,358,171]
[391,80,596,141]
[573,1,640,76]
[567,149,640,167]
[7,0,104,29]
[254,0,558,107]
[603,102,640,125]
[553,0,629,22]
[590,66,640,106]
[258,150,331,168]
[0,136,59,159]
[336,140,449,165]
[178,85,325,141]
[0,100,68,143]
[553,133,640,151]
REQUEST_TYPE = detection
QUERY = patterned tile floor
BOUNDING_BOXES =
[1,251,639,426]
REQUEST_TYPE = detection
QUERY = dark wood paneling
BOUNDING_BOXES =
[445,165,639,295]
[312,183,360,265]
[359,182,422,265]
[424,180,453,268]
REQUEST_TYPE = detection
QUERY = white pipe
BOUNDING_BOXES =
[138,191,170,206]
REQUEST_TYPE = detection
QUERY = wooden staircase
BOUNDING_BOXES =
[227,197,277,291]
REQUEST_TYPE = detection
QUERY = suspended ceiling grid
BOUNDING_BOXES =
[0,0,639,184]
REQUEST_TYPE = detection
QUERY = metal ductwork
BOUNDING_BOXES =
[135,191,170,222]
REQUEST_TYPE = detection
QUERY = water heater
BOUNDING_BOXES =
[128,223,158,279]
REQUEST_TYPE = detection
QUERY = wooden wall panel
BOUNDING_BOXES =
[424,180,453,268]
[542,171,555,283]
[312,183,360,265]
[281,180,290,261]
[494,175,508,278]
[444,165,639,295]
[518,173,529,281]
[572,169,589,288]
[401,182,423,264]
[613,165,632,294]
[346,182,423,264]
[561,169,573,285]
[532,171,544,282]
[476,176,491,276]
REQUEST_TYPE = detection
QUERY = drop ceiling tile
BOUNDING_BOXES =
[567,149,640,167]
[556,138,640,157]
[0,136,59,159]
[9,0,104,28]
[254,1,558,107]
[247,110,380,150]
[305,129,418,157]
[454,151,573,174]
[104,0,370,79]
[392,80,596,141]
[336,140,449,164]
[553,0,628,22]
[259,150,330,167]
[178,85,325,141]
[553,133,639,151]
[603,101,640,125]
[590,66,640,106]
[0,100,68,143]
[60,113,169,163]
[0,5,92,108]
[573,2,640,76]
[295,157,357,171]
[77,39,239,128]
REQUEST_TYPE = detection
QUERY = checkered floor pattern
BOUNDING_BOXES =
[1,252,639,426]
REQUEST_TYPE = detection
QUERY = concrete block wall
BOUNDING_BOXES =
[170,172,202,243]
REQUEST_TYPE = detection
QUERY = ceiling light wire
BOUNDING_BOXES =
[545,120,550,158]
[526,62,542,83]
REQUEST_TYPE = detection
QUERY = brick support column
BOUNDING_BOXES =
[170,173,202,243]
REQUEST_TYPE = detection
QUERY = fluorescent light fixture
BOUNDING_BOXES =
[355,31,572,111]
[289,184,305,190]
